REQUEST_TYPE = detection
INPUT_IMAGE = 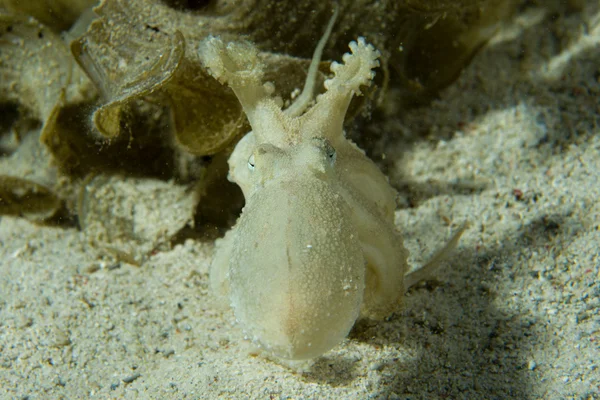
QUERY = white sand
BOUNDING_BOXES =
[1,2,599,399]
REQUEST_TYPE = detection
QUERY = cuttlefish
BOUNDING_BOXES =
[200,13,465,360]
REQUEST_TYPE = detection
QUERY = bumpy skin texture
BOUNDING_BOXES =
[202,36,409,360]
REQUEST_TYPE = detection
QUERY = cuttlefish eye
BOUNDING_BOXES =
[247,144,285,172]
[311,137,337,164]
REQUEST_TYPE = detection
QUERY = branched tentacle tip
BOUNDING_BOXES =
[198,35,226,82]
[199,35,263,86]
[324,37,381,95]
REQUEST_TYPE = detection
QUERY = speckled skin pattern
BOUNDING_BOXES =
[201,36,408,360]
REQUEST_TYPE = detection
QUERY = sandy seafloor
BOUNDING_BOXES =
[1,2,599,399]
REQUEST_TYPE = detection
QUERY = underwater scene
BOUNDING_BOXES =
[0,0,599,398]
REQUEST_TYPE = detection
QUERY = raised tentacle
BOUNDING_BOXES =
[284,4,339,118]
[299,37,381,143]
[199,36,288,143]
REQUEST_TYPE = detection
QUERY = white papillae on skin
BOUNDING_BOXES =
[200,32,421,360]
